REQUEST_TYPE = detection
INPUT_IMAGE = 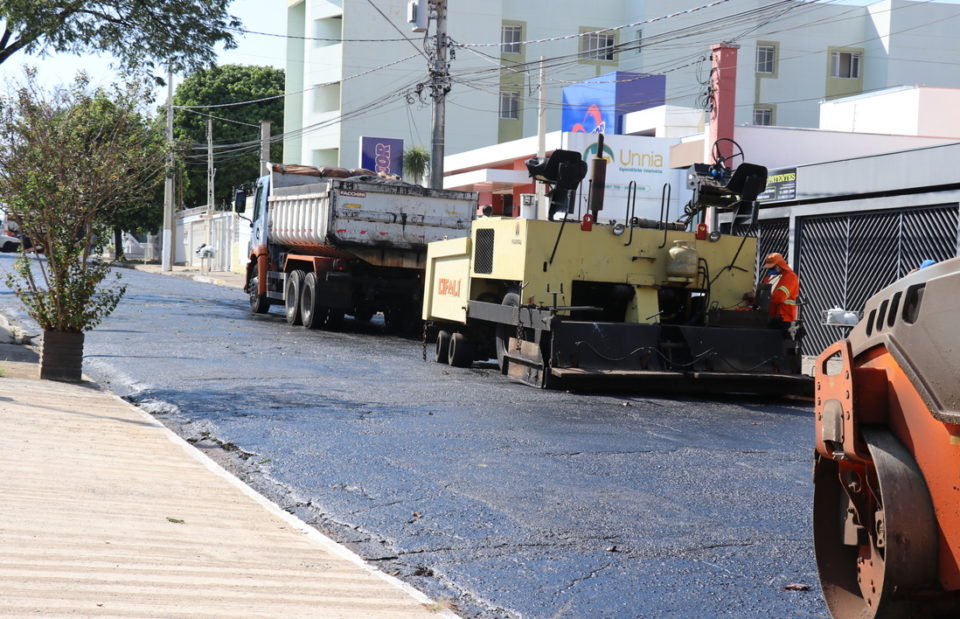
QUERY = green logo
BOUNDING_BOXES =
[582,143,615,163]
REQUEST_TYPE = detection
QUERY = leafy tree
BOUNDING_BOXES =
[403,146,430,186]
[173,64,283,208]
[0,0,240,72]
[0,73,166,340]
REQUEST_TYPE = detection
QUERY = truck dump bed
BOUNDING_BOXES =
[269,176,476,252]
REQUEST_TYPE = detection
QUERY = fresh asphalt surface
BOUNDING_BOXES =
[0,254,828,618]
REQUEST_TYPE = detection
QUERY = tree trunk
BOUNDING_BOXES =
[113,226,124,260]
[39,329,85,382]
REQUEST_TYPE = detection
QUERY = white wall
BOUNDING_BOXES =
[287,0,960,166]
[733,125,957,170]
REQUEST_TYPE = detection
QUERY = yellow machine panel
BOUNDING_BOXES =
[422,236,471,323]
[428,217,757,325]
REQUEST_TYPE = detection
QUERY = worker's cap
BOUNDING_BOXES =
[762,252,786,269]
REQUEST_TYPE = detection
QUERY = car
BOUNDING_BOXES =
[1,231,21,252]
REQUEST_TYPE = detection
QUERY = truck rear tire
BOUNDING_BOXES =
[248,276,270,314]
[300,272,328,329]
[448,332,473,368]
[285,270,305,325]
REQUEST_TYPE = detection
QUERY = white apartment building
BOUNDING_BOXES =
[284,0,960,169]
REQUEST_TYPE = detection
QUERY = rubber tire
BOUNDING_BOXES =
[435,330,451,363]
[300,272,327,329]
[325,311,344,331]
[448,332,473,368]
[495,292,520,374]
[248,276,270,314]
[284,270,305,325]
[1,241,16,252]
[383,306,410,334]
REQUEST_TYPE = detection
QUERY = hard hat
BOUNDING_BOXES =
[919,258,936,270]
[762,252,785,269]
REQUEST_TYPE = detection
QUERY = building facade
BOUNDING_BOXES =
[284,0,960,168]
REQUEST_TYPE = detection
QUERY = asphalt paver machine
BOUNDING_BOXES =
[813,257,960,617]
[422,137,812,396]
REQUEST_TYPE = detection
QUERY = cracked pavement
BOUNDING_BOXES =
[0,255,828,618]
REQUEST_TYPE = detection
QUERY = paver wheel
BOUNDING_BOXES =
[448,332,473,368]
[435,330,451,363]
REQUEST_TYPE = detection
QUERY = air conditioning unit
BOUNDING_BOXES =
[407,0,428,32]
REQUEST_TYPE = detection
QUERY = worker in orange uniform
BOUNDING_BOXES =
[760,252,799,325]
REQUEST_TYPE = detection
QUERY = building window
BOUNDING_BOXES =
[499,91,520,119]
[753,107,773,126]
[582,31,616,61]
[756,45,775,74]
[636,29,642,54]
[501,25,522,54]
[831,51,861,78]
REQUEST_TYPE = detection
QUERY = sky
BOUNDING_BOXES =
[3,0,286,102]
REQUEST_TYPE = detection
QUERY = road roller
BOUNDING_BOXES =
[813,257,960,617]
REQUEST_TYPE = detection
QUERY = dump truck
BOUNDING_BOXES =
[240,163,477,331]
[813,257,960,618]
[422,139,812,395]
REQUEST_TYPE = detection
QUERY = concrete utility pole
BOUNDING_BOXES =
[162,68,175,271]
[259,120,272,176]
[536,56,548,220]
[205,118,214,274]
[428,0,450,190]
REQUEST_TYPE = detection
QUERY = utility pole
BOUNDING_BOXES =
[162,68,175,271]
[205,118,214,274]
[259,120,272,176]
[536,56,548,220]
[428,0,450,190]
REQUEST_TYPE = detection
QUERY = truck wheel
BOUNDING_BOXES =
[284,270,305,325]
[495,292,520,374]
[435,330,451,363]
[248,276,270,314]
[324,311,344,331]
[300,272,328,329]
[448,332,473,368]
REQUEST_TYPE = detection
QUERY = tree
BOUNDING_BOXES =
[173,64,283,208]
[0,0,240,72]
[403,146,430,186]
[0,73,166,380]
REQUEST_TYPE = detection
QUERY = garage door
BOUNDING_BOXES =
[796,204,960,355]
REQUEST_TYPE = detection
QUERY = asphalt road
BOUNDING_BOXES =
[0,255,828,618]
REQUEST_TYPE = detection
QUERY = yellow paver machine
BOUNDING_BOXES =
[422,137,813,396]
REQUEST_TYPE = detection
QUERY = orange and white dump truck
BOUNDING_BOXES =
[240,164,476,332]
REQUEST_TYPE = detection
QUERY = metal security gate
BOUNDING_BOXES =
[733,218,789,273]
[797,204,960,355]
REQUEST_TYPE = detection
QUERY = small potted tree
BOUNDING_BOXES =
[402,146,430,186]
[0,73,165,381]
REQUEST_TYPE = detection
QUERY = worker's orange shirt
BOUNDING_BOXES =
[764,268,799,322]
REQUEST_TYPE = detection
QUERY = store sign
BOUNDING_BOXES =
[562,132,686,223]
[758,168,797,202]
[359,137,403,178]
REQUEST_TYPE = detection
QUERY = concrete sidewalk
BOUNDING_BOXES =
[120,262,247,290]
[0,328,452,617]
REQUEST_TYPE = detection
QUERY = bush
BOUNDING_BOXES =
[0,72,165,332]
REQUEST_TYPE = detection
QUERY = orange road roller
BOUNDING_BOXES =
[813,257,960,617]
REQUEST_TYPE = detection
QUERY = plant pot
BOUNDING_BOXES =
[39,329,85,382]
